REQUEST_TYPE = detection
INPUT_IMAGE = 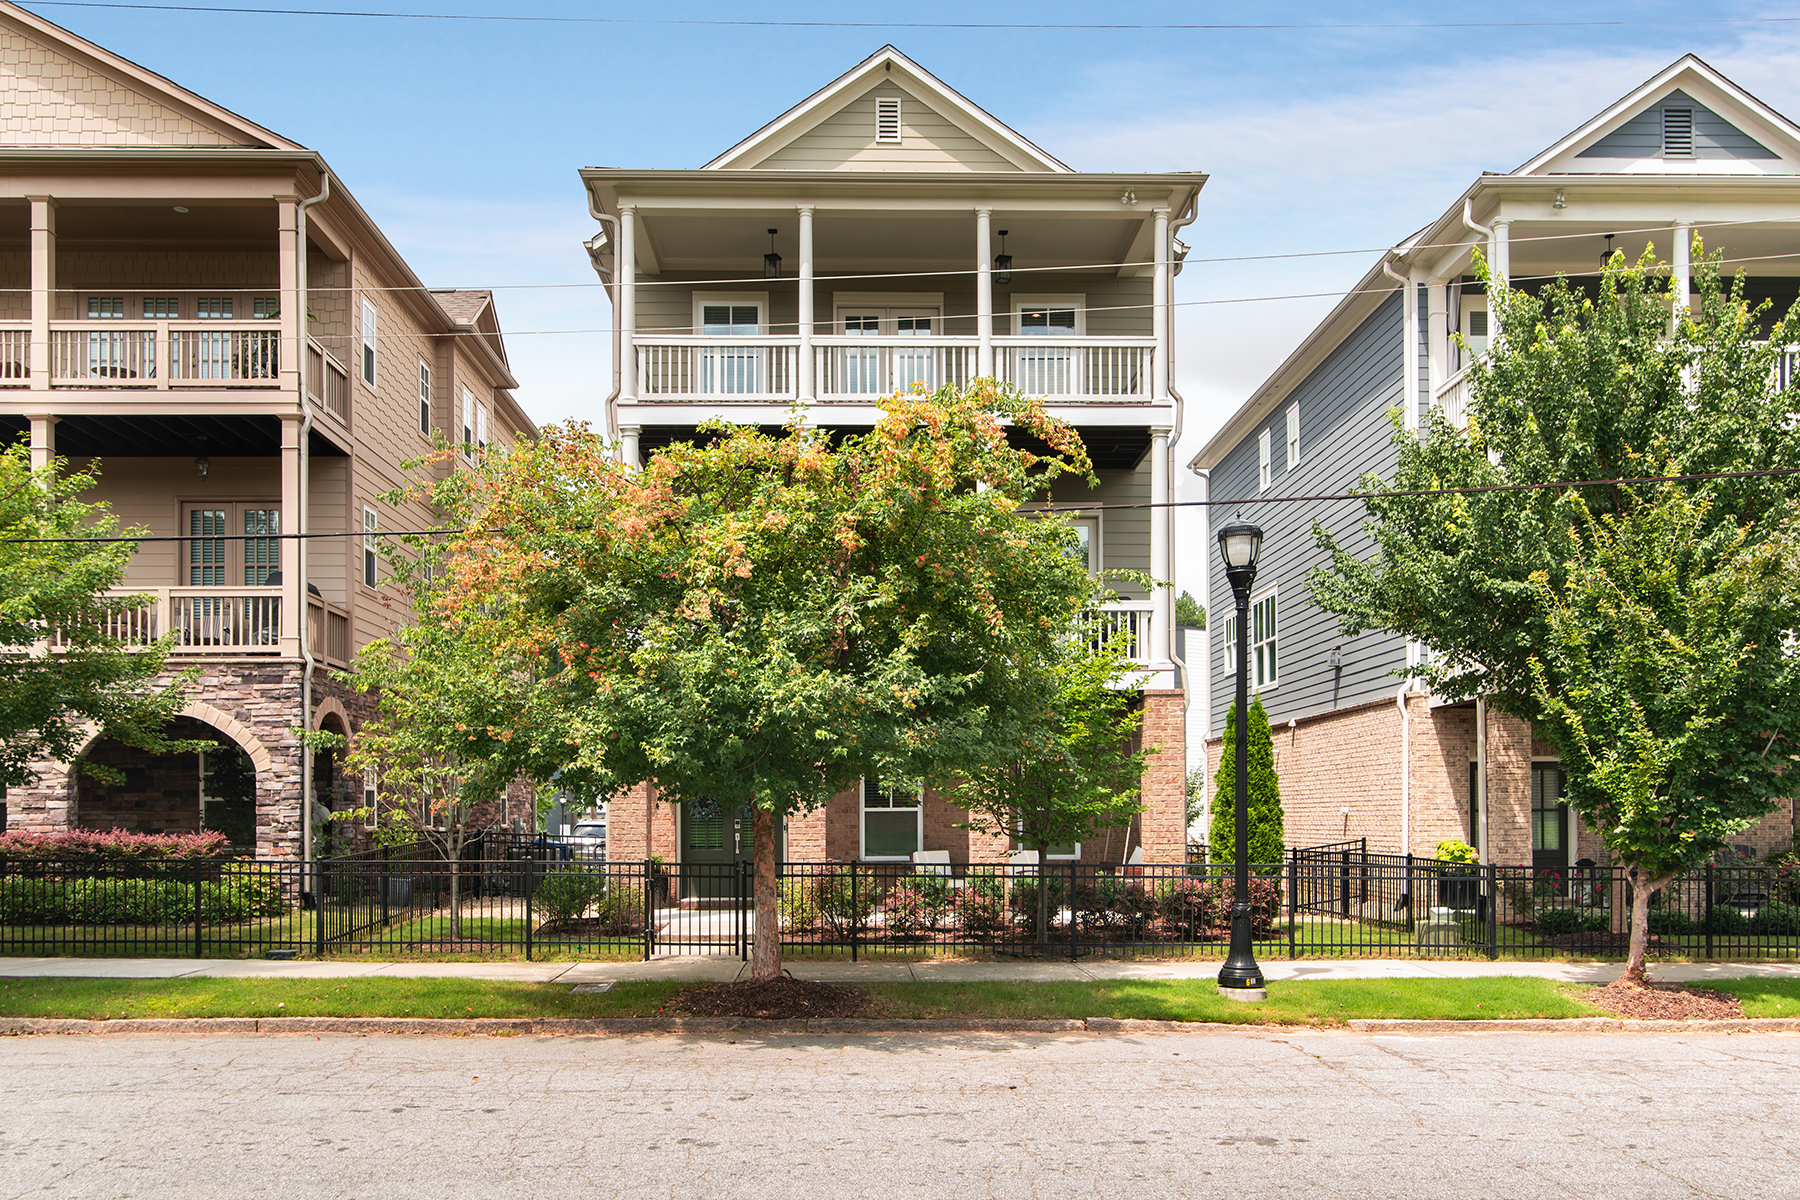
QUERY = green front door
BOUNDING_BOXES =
[680,798,776,899]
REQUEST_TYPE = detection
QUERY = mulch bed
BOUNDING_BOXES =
[1534,931,1678,954]
[668,975,872,1020]
[1583,980,1743,1021]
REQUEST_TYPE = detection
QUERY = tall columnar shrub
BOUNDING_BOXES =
[1209,695,1286,866]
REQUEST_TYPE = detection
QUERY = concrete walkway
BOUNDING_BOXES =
[1,954,1796,985]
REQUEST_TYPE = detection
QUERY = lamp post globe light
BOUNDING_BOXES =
[1217,519,1267,1001]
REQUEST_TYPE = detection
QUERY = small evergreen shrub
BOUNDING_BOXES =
[951,888,1011,940]
[1645,908,1696,936]
[1705,905,1750,935]
[1749,901,1800,937]
[1533,907,1609,935]
[534,870,603,926]
[0,829,232,865]
[1209,696,1286,866]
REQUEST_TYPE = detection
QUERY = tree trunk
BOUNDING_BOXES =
[1623,866,1674,986]
[447,824,464,941]
[749,806,781,983]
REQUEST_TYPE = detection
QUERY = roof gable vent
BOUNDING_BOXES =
[1662,106,1694,157]
[874,95,902,144]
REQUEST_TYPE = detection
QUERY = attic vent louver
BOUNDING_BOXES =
[1663,107,1694,157]
[875,96,902,144]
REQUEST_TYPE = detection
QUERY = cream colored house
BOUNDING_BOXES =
[0,3,532,856]
[582,47,1202,868]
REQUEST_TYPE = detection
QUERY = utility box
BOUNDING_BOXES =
[1416,907,1462,951]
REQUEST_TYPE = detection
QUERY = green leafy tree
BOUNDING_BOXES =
[1309,244,1800,983]
[348,383,1105,982]
[1175,591,1206,628]
[0,445,197,795]
[957,632,1154,944]
[1209,694,1285,866]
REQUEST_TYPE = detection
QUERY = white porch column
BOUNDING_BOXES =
[797,205,815,402]
[1491,220,1511,289]
[975,208,993,380]
[26,414,55,472]
[1425,277,1449,428]
[619,425,641,469]
[1672,221,1692,331]
[279,415,303,658]
[619,205,638,402]
[28,196,55,391]
[277,198,302,398]
[1150,427,1172,674]
[1152,207,1171,402]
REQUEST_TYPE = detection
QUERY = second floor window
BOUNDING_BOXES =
[88,296,124,319]
[142,296,179,319]
[1252,590,1278,689]
[196,297,233,319]
[701,304,760,335]
[361,300,378,387]
[1286,402,1300,469]
[1258,429,1272,490]
[362,507,379,588]
[418,362,432,436]
[461,387,475,453]
[1221,611,1237,676]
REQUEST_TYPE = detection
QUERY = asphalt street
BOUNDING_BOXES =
[2,1029,1795,1199]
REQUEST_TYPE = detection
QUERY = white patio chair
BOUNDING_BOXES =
[910,850,953,877]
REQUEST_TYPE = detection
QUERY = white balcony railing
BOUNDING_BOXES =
[630,335,1158,403]
[0,325,28,386]
[306,340,350,422]
[1435,363,1473,430]
[50,587,285,653]
[994,337,1154,399]
[1086,600,1155,664]
[48,321,281,388]
[637,337,799,400]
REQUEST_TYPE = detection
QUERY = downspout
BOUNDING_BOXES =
[296,168,330,869]
[1461,197,1493,246]
[1163,195,1200,857]
[1397,682,1412,876]
[1381,256,1419,429]
[584,192,622,448]
[1475,696,1489,865]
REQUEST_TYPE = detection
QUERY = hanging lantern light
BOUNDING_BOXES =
[1601,233,1616,270]
[764,228,782,279]
[993,230,1013,286]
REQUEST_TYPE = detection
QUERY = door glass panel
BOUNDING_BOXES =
[1015,308,1077,394]
[189,510,227,586]
[243,509,280,585]
[685,798,725,851]
[1531,762,1568,874]
[840,314,883,394]
[892,311,936,390]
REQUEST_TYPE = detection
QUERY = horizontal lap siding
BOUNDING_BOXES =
[1207,291,1408,738]
[1577,90,1778,159]
[756,86,1021,172]
[1049,462,1150,598]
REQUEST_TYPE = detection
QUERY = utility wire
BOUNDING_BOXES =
[22,2,1800,32]
[8,467,1799,544]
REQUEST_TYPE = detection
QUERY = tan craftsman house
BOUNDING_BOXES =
[581,47,1201,871]
[0,3,532,856]
[1190,56,1800,870]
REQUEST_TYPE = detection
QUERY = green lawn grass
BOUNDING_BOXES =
[0,974,1734,1025]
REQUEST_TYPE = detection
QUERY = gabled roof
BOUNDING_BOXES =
[703,45,1071,173]
[1513,54,1800,176]
[0,1,301,150]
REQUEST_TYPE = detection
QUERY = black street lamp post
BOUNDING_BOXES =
[1216,519,1267,1000]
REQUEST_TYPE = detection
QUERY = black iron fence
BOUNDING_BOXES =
[1,845,1795,961]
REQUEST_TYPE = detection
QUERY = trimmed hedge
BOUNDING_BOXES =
[0,830,233,865]
[0,875,287,924]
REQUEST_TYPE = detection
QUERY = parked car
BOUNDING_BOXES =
[568,821,607,859]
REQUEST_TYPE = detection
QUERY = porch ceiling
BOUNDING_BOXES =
[1504,219,1800,281]
[44,413,347,458]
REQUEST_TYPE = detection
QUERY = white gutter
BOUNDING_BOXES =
[295,169,330,868]
[584,191,623,449]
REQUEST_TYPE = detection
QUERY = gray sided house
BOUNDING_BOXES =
[1188,54,1800,870]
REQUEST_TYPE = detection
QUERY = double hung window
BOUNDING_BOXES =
[417,362,432,436]
[1258,430,1272,490]
[360,300,378,387]
[362,507,379,589]
[861,780,922,860]
[1251,590,1278,689]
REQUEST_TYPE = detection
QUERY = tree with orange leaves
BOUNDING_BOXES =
[350,382,1107,981]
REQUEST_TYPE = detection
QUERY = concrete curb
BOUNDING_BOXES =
[3,1014,1799,1037]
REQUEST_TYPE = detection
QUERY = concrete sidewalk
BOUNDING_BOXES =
[1,954,1796,985]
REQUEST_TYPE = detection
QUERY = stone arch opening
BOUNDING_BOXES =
[75,715,261,847]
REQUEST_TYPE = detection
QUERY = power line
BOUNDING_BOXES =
[8,467,1798,544]
[23,2,1800,32]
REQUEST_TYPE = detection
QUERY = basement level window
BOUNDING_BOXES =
[1663,107,1694,157]
[875,96,902,144]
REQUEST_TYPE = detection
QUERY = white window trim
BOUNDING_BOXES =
[476,403,489,449]
[360,299,378,390]
[461,386,475,455]
[692,291,770,334]
[1220,610,1237,676]
[417,360,432,438]
[362,506,379,589]
[1010,294,1086,336]
[1250,586,1278,692]
[858,777,923,862]
[1285,401,1300,470]
[363,769,378,831]
[1258,429,1272,491]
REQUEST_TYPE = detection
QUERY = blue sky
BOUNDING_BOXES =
[32,0,1800,586]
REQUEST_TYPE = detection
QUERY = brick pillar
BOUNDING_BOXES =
[605,781,654,862]
[786,806,827,860]
[1486,712,1534,869]
[1138,688,1188,863]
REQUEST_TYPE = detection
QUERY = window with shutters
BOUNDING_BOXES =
[874,96,902,144]
[252,297,279,319]
[362,506,379,588]
[360,299,378,388]
[142,296,180,319]
[1285,401,1300,470]
[417,361,432,436]
[1258,429,1272,490]
[243,509,279,585]
[699,304,761,335]
[188,508,228,587]
[87,297,124,319]
[196,297,233,319]
[183,504,279,588]
[1662,107,1694,157]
